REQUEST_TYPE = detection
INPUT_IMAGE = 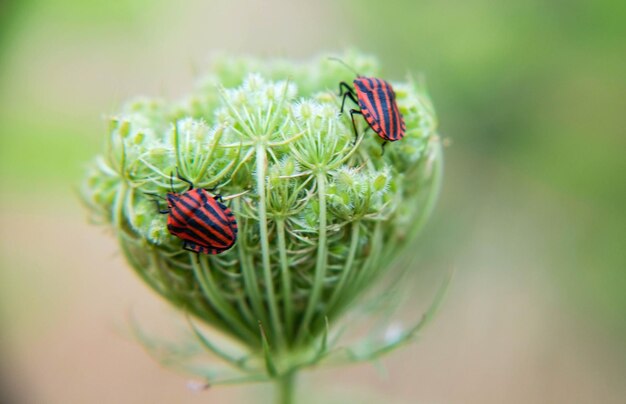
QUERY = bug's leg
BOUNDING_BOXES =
[338,81,356,97]
[186,248,200,263]
[340,90,359,115]
[144,192,169,214]
[183,241,199,253]
[155,200,169,214]
[144,191,166,200]
[349,109,363,145]
[205,183,220,194]
[176,167,194,190]
[209,191,225,204]
[380,141,388,156]
[183,242,202,262]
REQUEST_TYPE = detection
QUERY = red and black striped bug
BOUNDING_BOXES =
[333,58,406,154]
[148,172,238,255]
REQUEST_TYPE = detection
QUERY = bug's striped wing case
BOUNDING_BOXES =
[166,188,238,255]
[353,77,406,141]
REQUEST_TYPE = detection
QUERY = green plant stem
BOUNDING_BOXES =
[276,219,294,339]
[233,198,269,330]
[276,371,297,404]
[191,258,259,345]
[295,172,328,344]
[325,221,360,312]
[256,143,285,349]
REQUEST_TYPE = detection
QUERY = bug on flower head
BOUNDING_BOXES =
[332,58,406,155]
[149,172,238,255]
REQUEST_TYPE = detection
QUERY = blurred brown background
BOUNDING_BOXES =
[1,0,625,403]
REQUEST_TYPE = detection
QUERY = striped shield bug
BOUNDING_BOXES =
[148,171,238,255]
[331,58,406,154]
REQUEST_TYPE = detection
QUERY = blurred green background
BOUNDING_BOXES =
[1,0,624,403]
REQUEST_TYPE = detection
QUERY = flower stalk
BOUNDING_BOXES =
[256,143,285,349]
[296,172,327,345]
[277,371,296,404]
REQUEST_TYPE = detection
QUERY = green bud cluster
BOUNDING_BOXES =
[82,52,442,382]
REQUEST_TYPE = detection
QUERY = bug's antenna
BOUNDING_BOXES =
[143,192,166,200]
[328,57,361,77]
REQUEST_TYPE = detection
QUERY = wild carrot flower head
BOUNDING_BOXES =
[82,52,443,384]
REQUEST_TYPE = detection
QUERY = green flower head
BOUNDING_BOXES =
[82,51,443,385]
